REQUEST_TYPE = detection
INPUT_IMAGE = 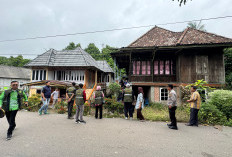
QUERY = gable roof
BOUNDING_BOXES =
[97,60,114,73]
[25,47,99,68]
[0,65,31,79]
[128,26,232,48]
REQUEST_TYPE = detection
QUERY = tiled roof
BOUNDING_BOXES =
[0,65,31,79]
[25,47,99,68]
[128,26,232,47]
[97,60,114,73]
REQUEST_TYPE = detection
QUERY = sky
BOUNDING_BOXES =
[0,0,232,59]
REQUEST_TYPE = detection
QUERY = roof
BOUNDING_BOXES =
[0,65,31,79]
[25,47,99,68]
[22,80,72,87]
[128,26,232,48]
[96,60,114,73]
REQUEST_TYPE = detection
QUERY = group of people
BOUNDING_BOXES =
[0,80,201,141]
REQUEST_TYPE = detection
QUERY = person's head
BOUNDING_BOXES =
[72,82,76,87]
[55,88,58,91]
[79,83,83,89]
[96,86,101,91]
[11,81,19,90]
[46,81,50,86]
[126,84,130,88]
[125,78,128,82]
[191,86,197,92]
[138,87,144,95]
[167,84,173,91]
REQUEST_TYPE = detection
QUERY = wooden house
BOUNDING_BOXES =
[111,26,232,103]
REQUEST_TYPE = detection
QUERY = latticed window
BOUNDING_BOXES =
[154,60,175,75]
[160,88,168,101]
[132,61,151,75]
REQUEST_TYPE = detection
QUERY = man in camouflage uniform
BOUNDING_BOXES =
[66,82,76,119]
[0,81,28,140]
[75,83,86,124]
[122,84,135,120]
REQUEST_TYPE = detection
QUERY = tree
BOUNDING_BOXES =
[84,43,101,60]
[0,55,30,67]
[187,21,206,31]
[63,42,81,50]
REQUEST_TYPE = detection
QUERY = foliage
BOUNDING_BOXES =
[187,21,206,31]
[0,55,30,67]
[224,48,232,89]
[63,42,81,50]
[104,97,124,114]
[84,43,101,60]
[149,102,166,110]
[199,103,227,125]
[55,99,68,114]
[57,106,65,114]
[108,83,121,97]
[84,102,91,116]
[25,94,42,111]
[207,90,232,120]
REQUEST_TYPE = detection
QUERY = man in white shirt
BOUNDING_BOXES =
[51,88,59,109]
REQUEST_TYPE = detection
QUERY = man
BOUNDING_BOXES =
[51,88,59,109]
[167,84,178,130]
[66,82,76,119]
[0,81,28,140]
[38,81,51,115]
[186,86,201,127]
[122,84,135,120]
[75,83,86,124]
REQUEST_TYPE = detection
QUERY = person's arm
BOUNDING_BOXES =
[0,91,5,108]
[41,87,46,101]
[139,94,142,109]
[22,91,28,106]
[66,89,69,100]
[187,93,197,102]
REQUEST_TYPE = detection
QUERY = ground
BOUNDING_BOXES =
[0,111,231,157]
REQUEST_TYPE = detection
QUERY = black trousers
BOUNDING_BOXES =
[169,106,177,127]
[67,100,74,118]
[124,102,134,118]
[5,110,18,135]
[137,109,144,120]
[189,108,199,125]
[95,105,103,119]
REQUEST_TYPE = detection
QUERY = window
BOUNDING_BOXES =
[160,88,168,101]
[133,61,151,75]
[32,70,46,81]
[54,70,85,82]
[154,60,175,75]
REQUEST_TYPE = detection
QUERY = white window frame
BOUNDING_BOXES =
[160,87,168,101]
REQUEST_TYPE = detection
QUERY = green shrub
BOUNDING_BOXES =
[104,97,124,114]
[207,90,232,120]
[108,82,121,97]
[149,102,165,110]
[225,119,232,127]
[199,103,227,125]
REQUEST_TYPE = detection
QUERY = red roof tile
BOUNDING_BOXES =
[128,26,232,47]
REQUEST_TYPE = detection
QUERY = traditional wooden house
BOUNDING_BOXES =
[111,26,232,103]
[25,47,114,99]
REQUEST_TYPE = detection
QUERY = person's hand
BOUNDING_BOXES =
[24,102,28,107]
[168,105,172,109]
[187,100,191,102]
[68,98,71,102]
[43,98,46,101]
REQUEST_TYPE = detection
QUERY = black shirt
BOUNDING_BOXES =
[42,86,51,98]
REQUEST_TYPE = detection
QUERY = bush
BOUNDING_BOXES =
[104,97,124,114]
[26,94,42,111]
[57,106,65,114]
[108,82,121,98]
[207,90,232,120]
[199,103,227,125]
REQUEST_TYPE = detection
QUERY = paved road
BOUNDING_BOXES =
[0,111,231,157]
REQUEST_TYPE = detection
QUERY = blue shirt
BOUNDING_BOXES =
[42,86,51,98]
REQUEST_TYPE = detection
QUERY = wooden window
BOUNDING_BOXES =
[160,88,168,101]
[154,60,175,75]
[133,61,151,75]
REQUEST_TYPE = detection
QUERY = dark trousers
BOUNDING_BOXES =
[67,100,74,118]
[95,105,103,119]
[169,106,177,127]
[5,110,18,135]
[189,108,199,125]
[124,102,134,118]
[137,109,144,120]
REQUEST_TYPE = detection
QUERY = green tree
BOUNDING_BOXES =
[63,42,81,50]
[224,48,232,89]
[0,55,30,67]
[187,21,206,31]
[84,43,101,60]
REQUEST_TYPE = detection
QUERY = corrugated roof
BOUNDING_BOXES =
[128,26,232,47]
[0,65,31,79]
[25,47,99,68]
[97,60,114,73]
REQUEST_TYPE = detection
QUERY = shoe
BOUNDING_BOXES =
[38,111,42,115]
[167,123,172,127]
[44,112,49,115]
[79,120,86,124]
[125,117,128,120]
[193,124,198,127]
[185,123,193,126]
[169,126,178,130]
[75,119,80,124]
[129,117,133,120]
[6,134,12,141]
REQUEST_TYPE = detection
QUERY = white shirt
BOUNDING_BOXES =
[51,91,59,99]
[135,93,144,109]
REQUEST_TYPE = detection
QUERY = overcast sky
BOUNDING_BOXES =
[0,0,232,59]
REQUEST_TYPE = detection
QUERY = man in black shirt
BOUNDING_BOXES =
[38,81,51,115]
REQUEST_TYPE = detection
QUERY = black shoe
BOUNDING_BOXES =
[80,120,86,124]
[193,124,198,127]
[75,119,80,124]
[167,123,172,127]
[185,123,194,126]
[169,126,178,130]
[6,134,12,141]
